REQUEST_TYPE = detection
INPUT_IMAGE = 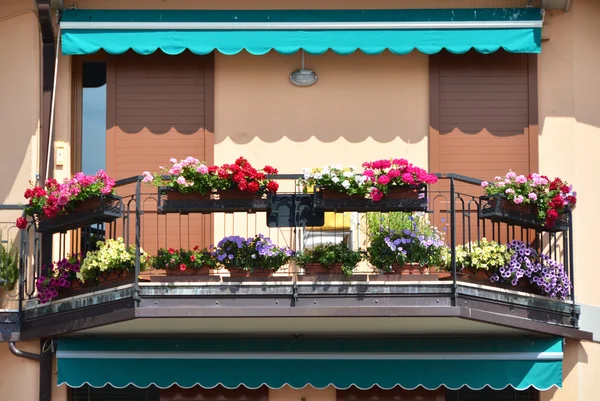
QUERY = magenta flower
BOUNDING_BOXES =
[516,175,527,184]
[528,193,537,201]
[378,175,390,185]
[514,195,524,204]
[481,181,489,187]
[142,171,153,183]
[505,188,515,194]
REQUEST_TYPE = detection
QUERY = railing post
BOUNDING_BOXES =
[18,224,27,314]
[450,177,458,307]
[134,177,141,302]
[568,210,576,327]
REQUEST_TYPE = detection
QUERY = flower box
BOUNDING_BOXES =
[227,268,274,278]
[158,187,269,214]
[479,194,569,232]
[53,270,133,301]
[316,187,428,213]
[35,195,122,233]
[303,263,345,275]
[166,266,211,276]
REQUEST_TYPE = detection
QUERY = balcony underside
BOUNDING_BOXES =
[19,281,590,341]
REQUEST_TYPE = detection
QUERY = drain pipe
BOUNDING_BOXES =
[45,26,61,182]
[8,341,41,361]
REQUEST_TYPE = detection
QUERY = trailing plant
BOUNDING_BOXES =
[17,170,116,229]
[212,234,293,273]
[143,156,279,195]
[295,242,363,276]
[152,246,216,272]
[78,238,148,283]
[300,164,370,197]
[490,240,571,299]
[452,239,514,272]
[482,171,577,228]
[0,242,19,291]
[36,254,81,304]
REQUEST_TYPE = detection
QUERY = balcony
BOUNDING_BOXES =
[0,173,589,341]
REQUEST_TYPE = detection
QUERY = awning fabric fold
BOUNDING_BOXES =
[57,337,562,390]
[60,8,543,56]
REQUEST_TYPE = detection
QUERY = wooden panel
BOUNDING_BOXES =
[106,53,214,254]
[429,51,537,245]
[160,386,268,401]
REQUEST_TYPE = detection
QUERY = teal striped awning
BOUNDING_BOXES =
[57,337,562,390]
[60,8,543,56]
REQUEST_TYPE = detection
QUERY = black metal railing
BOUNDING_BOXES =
[2,174,575,316]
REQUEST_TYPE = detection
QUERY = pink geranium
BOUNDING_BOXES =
[18,170,117,229]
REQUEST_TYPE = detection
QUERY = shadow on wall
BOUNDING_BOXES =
[213,50,429,145]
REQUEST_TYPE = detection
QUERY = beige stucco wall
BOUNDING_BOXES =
[269,385,336,401]
[0,1,40,245]
[0,341,40,401]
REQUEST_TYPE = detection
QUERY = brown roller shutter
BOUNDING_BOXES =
[429,51,538,243]
[106,52,214,255]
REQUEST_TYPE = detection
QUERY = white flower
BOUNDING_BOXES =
[301,168,311,179]
[343,171,354,178]
[331,176,340,183]
[322,167,330,176]
[342,180,351,189]
[334,164,343,170]
[313,172,323,180]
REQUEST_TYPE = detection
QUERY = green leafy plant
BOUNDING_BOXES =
[152,246,216,272]
[212,235,293,273]
[365,213,448,272]
[451,238,513,272]
[0,242,19,291]
[295,242,363,276]
[78,238,148,283]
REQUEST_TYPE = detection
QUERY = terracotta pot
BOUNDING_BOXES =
[474,269,491,280]
[385,187,421,200]
[96,269,132,284]
[386,263,424,275]
[166,191,210,201]
[227,267,274,277]
[303,263,345,275]
[166,266,211,276]
[216,190,261,200]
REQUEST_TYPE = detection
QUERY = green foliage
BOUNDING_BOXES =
[0,242,19,291]
[365,213,448,272]
[78,238,148,282]
[152,247,216,270]
[451,238,513,272]
[295,242,363,276]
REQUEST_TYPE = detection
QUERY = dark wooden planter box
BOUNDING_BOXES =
[165,266,211,276]
[479,194,570,232]
[315,187,428,213]
[368,263,439,281]
[157,187,270,214]
[35,195,122,234]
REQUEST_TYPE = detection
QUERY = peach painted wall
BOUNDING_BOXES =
[269,386,336,401]
[0,341,40,401]
[0,1,40,245]
[537,0,600,400]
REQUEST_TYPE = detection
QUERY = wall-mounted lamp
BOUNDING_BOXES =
[290,50,317,87]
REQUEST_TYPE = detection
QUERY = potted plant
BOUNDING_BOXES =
[451,239,513,280]
[366,213,447,274]
[295,242,363,276]
[361,158,437,202]
[77,238,148,285]
[212,234,293,278]
[16,170,121,233]
[152,246,216,276]
[0,242,19,297]
[300,164,370,200]
[36,254,82,304]
[490,240,571,299]
[144,156,279,213]
[480,171,576,231]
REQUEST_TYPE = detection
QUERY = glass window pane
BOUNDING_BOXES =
[81,62,107,175]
